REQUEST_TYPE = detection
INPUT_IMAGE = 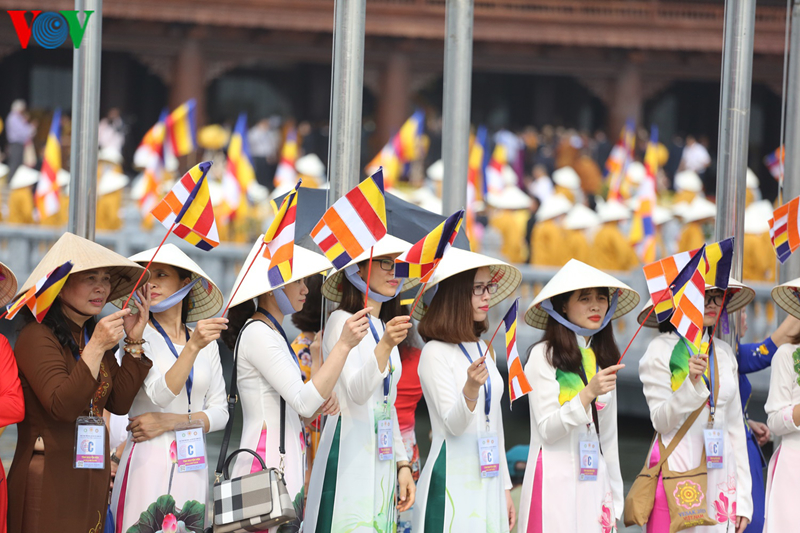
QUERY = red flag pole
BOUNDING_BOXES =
[222,241,267,317]
[364,246,374,308]
[122,221,176,309]
[617,284,675,365]
[407,259,445,319]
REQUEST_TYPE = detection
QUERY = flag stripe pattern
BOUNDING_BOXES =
[222,113,256,220]
[311,169,388,269]
[35,108,62,218]
[670,260,707,352]
[274,128,299,191]
[769,196,800,264]
[606,119,635,202]
[643,247,704,323]
[6,261,73,322]
[165,99,197,157]
[366,110,424,188]
[151,161,219,251]
[630,126,658,262]
[504,299,532,403]
[395,209,465,282]
[702,238,734,289]
[263,182,300,286]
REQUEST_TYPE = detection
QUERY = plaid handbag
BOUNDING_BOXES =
[210,319,296,533]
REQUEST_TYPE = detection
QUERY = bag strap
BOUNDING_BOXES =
[214,318,262,480]
[655,402,705,467]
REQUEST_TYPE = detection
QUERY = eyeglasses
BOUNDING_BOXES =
[473,283,499,296]
[372,258,396,272]
[705,293,724,306]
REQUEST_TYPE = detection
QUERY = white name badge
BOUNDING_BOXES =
[74,416,105,469]
[579,440,599,481]
[704,428,724,469]
[479,433,500,478]
[378,419,394,461]
[175,422,207,472]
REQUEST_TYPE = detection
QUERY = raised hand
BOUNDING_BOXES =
[187,317,228,351]
[340,308,372,350]
[378,315,412,349]
[90,309,130,352]
[123,283,151,341]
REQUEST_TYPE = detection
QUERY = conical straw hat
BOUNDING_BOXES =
[15,233,150,303]
[227,237,333,309]
[525,259,640,329]
[680,197,716,223]
[322,234,420,303]
[536,194,572,222]
[770,277,800,320]
[98,170,130,196]
[410,247,521,321]
[111,243,223,322]
[637,277,755,327]
[564,203,600,231]
[0,262,18,308]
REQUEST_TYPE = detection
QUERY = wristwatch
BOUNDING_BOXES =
[110,450,120,465]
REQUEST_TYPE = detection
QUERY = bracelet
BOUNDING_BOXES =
[397,464,412,474]
[124,337,145,345]
[124,345,144,357]
[463,391,478,402]
[110,451,120,465]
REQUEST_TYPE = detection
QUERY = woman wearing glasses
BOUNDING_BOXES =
[636,280,754,533]
[517,259,639,533]
[411,248,521,533]
[304,235,418,533]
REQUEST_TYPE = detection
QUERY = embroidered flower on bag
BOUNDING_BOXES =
[673,480,705,510]
[714,492,737,523]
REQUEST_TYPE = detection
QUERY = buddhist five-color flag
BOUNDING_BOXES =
[6,261,73,322]
[467,126,487,248]
[263,181,300,286]
[151,161,219,251]
[643,247,705,323]
[311,169,388,269]
[769,196,800,263]
[670,248,707,352]
[165,99,197,158]
[366,109,425,188]
[395,209,465,282]
[702,238,734,289]
[630,126,658,262]
[483,142,510,197]
[274,128,299,191]
[134,110,168,170]
[606,119,635,202]
[35,108,62,218]
[765,145,784,180]
[222,113,256,220]
[502,298,532,403]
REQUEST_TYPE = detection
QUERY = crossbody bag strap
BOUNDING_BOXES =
[214,318,263,479]
[656,403,706,467]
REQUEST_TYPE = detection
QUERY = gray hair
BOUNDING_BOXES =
[10,99,26,113]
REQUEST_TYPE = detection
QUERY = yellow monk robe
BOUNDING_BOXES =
[490,210,529,264]
[677,222,706,253]
[673,190,696,206]
[590,223,638,272]
[7,188,34,224]
[554,185,576,203]
[530,219,569,267]
[96,190,123,231]
[564,229,591,264]
[745,188,755,208]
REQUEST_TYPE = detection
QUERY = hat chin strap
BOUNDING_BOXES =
[272,287,297,316]
[147,277,204,314]
[59,297,94,319]
[540,290,620,337]
[343,265,402,303]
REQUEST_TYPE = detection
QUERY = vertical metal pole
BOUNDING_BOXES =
[441,0,473,215]
[715,0,756,344]
[68,0,102,240]
[781,3,800,283]
[326,0,366,207]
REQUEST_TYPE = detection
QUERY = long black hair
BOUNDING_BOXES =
[532,288,620,373]
[337,268,402,323]
[21,298,97,353]
[221,299,256,351]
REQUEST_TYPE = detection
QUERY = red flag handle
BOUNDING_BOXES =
[222,241,266,317]
[486,319,504,352]
[617,285,675,365]
[122,221,176,309]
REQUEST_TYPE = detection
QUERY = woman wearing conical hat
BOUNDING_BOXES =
[223,239,369,532]
[304,235,418,533]
[759,279,800,532]
[517,259,639,533]
[0,262,23,533]
[109,244,229,532]
[636,278,754,532]
[7,233,153,533]
[410,248,521,532]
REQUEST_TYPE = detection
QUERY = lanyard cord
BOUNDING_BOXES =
[72,328,97,415]
[257,307,303,378]
[576,359,603,455]
[458,342,491,430]
[367,316,393,405]
[151,317,193,412]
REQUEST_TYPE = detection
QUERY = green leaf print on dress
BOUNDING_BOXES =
[126,494,205,533]
[793,346,800,387]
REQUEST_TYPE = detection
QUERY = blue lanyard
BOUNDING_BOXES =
[367,316,393,405]
[257,307,303,378]
[458,342,491,427]
[151,317,193,411]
